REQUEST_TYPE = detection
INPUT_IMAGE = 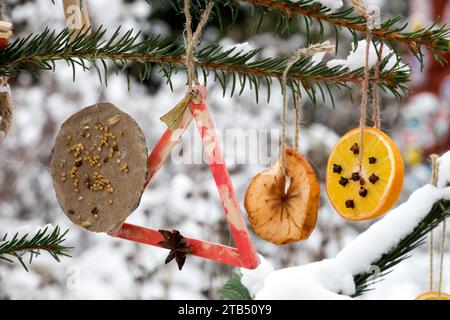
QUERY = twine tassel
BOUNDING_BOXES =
[0,78,13,143]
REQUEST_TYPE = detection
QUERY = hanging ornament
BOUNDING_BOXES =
[0,2,12,49]
[0,77,13,144]
[245,148,320,245]
[245,42,333,245]
[0,20,11,48]
[326,128,404,221]
[108,84,259,269]
[416,155,449,300]
[109,0,259,270]
[326,9,404,221]
[51,103,149,233]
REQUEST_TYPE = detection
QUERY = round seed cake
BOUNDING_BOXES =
[51,103,148,233]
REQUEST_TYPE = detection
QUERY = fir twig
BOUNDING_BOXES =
[219,272,253,300]
[0,226,72,271]
[0,27,410,105]
[352,200,450,296]
[172,0,450,65]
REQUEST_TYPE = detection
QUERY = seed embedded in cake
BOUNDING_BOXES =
[95,123,105,131]
[81,221,92,228]
[91,207,99,215]
[78,196,84,201]
[120,164,129,173]
[107,114,121,126]
[74,158,83,167]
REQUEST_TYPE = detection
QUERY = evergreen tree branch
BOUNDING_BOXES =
[0,27,410,105]
[0,226,72,271]
[352,200,450,296]
[219,198,450,299]
[220,272,253,300]
[170,0,450,65]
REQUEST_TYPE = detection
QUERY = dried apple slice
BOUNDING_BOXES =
[244,148,320,245]
[326,127,404,221]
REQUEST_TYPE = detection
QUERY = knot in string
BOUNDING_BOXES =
[183,0,214,88]
[160,0,213,131]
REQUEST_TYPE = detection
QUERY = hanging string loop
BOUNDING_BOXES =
[160,0,213,130]
[280,41,335,175]
[183,0,214,88]
[354,0,379,169]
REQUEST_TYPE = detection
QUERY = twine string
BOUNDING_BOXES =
[183,0,214,87]
[0,0,5,21]
[0,75,8,87]
[372,42,383,129]
[430,154,439,292]
[429,155,447,296]
[280,41,334,174]
[356,1,377,170]
[294,93,301,150]
[358,31,372,169]
[160,0,213,130]
[352,0,368,17]
[431,156,447,297]
[438,214,446,296]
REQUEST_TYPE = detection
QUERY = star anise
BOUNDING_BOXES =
[158,229,193,270]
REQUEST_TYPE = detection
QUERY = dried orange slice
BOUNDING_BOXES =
[244,148,320,245]
[415,291,450,300]
[326,127,404,221]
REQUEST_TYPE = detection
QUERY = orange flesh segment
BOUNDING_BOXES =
[326,128,404,221]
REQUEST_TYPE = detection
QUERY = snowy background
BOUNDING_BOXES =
[0,0,449,299]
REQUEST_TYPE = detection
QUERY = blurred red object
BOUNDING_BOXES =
[410,0,450,156]
[0,38,7,48]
